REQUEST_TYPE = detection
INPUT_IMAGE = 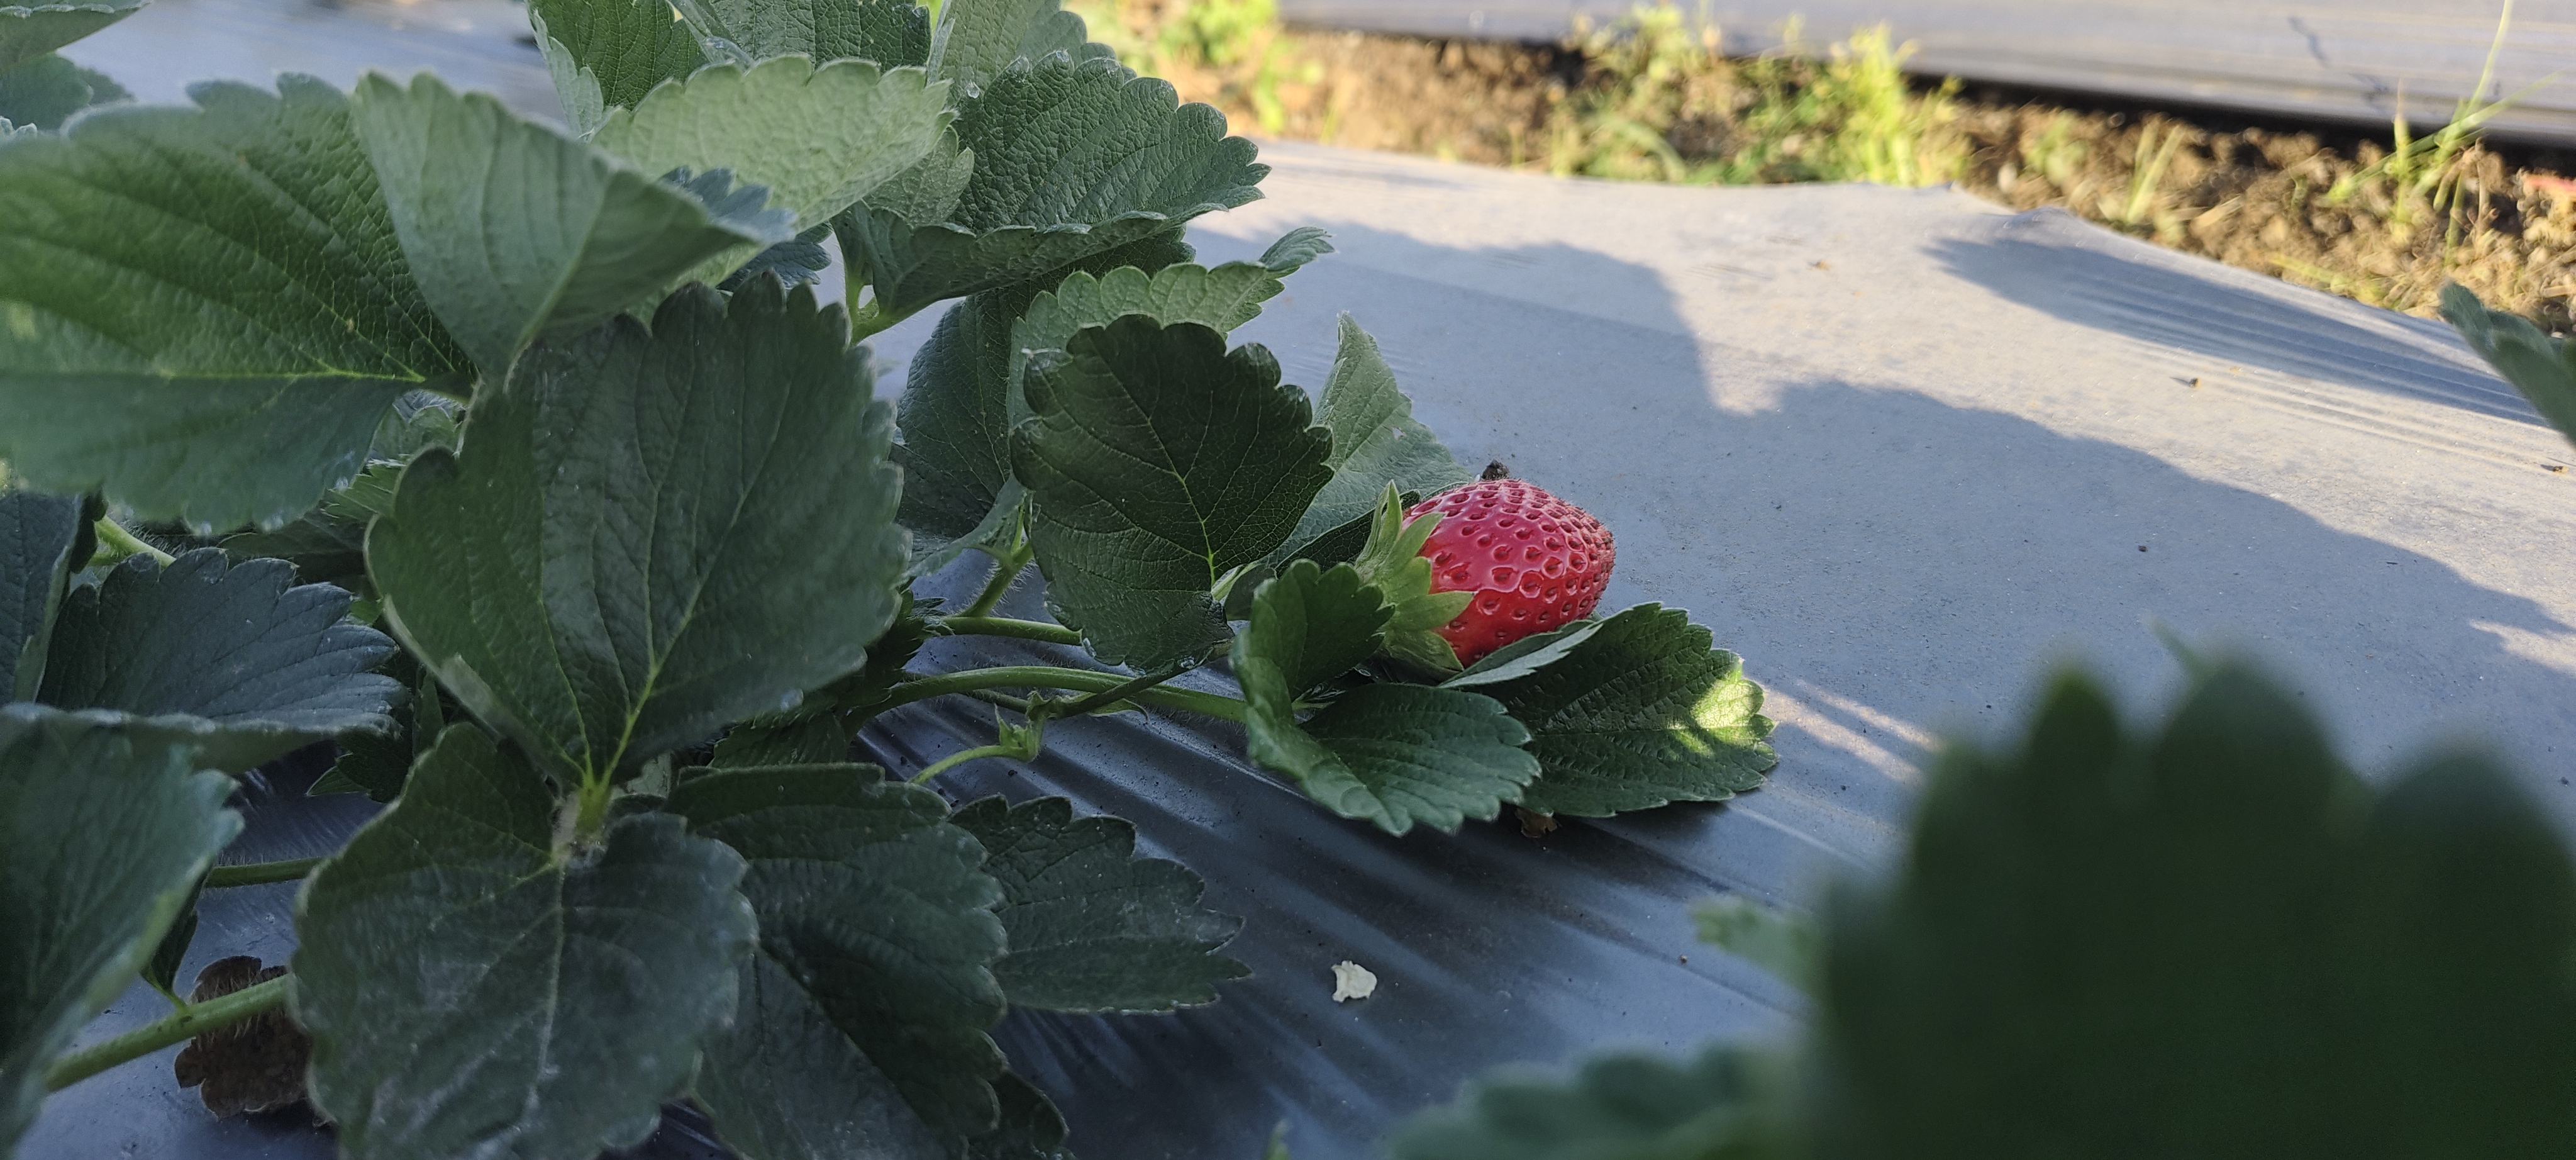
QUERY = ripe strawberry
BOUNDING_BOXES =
[1409,479,1614,666]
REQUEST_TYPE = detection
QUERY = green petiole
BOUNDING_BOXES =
[43,972,292,1091]
[877,666,1248,723]
[203,856,325,888]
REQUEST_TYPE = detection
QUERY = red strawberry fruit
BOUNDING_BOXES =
[1409,479,1614,666]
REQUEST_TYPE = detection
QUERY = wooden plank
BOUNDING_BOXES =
[1277,0,2576,145]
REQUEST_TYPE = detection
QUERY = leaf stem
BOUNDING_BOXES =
[203,856,324,888]
[879,666,1247,723]
[909,743,1023,785]
[847,295,925,343]
[1047,666,1185,719]
[43,973,292,1091]
[91,518,174,567]
[939,616,1082,647]
[959,540,1033,618]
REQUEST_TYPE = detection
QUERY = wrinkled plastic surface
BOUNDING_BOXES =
[26,6,2576,1157]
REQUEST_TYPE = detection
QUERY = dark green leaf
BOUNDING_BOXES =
[310,650,439,801]
[926,0,1101,100]
[0,0,144,72]
[0,485,94,701]
[222,404,456,586]
[719,222,835,293]
[1385,1044,1789,1160]
[675,0,931,69]
[528,0,706,133]
[140,874,201,995]
[817,589,937,717]
[1816,665,2576,1159]
[347,71,790,374]
[963,1073,1074,1160]
[1243,677,1536,835]
[953,795,1245,1013]
[708,714,849,768]
[36,549,401,772]
[0,706,240,1151]
[369,282,906,782]
[1440,617,1603,690]
[837,53,1264,314]
[0,52,126,130]
[1230,560,1387,698]
[295,724,755,1160]
[1272,315,1471,566]
[670,763,1008,1151]
[0,77,474,528]
[2441,282,2576,448]
[1473,603,1774,818]
[1012,317,1331,669]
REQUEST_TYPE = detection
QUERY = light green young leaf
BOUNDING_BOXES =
[526,0,704,133]
[1011,317,1333,670]
[1475,603,1774,818]
[926,0,1102,99]
[1230,560,1388,698]
[837,53,1265,314]
[294,724,757,1160]
[953,795,1247,1013]
[1818,665,2576,1158]
[2441,282,2576,448]
[0,486,94,701]
[0,0,145,73]
[1274,316,1471,566]
[0,708,238,1155]
[671,0,930,69]
[1347,486,1468,672]
[963,1073,1075,1160]
[0,51,127,130]
[669,763,1008,1153]
[1385,1044,1790,1160]
[1241,675,1538,836]
[0,77,474,529]
[36,550,402,772]
[369,282,906,783]
[348,71,790,374]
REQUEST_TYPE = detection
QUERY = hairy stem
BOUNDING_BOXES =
[44,973,292,1091]
[203,856,324,888]
[960,540,1034,619]
[879,666,1247,723]
[91,518,174,567]
[1047,666,1184,719]
[939,616,1082,647]
[909,743,1023,785]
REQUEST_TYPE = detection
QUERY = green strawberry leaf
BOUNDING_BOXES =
[590,55,949,232]
[927,0,1103,101]
[0,51,126,130]
[1243,676,1537,836]
[1348,486,1470,673]
[1232,559,1388,698]
[964,1073,1074,1160]
[0,484,96,701]
[1011,317,1333,669]
[1471,603,1774,818]
[836,52,1264,315]
[672,0,930,69]
[369,282,907,783]
[669,763,1009,1152]
[219,402,461,587]
[527,0,706,135]
[0,77,474,529]
[0,706,240,1154]
[0,0,144,73]
[719,221,835,292]
[1385,1044,1790,1160]
[311,652,440,801]
[138,873,203,997]
[2441,282,2576,448]
[294,723,757,1160]
[1438,617,1604,689]
[36,549,401,772]
[348,71,791,375]
[1818,665,2576,1157]
[708,714,849,769]
[952,795,1246,1013]
[1272,316,1472,567]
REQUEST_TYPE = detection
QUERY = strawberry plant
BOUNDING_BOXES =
[0,0,1778,1155]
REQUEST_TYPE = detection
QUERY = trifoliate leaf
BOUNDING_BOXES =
[1012,317,1333,670]
[1385,1044,1790,1160]
[0,706,239,1154]
[672,0,930,70]
[1231,560,1388,700]
[0,0,144,73]
[2441,282,2576,447]
[1818,665,2576,1158]
[295,724,757,1160]
[1472,603,1774,818]
[963,1073,1074,1160]
[953,795,1246,1013]
[1241,675,1537,836]
[670,764,1008,1152]
[0,77,474,528]
[836,53,1264,315]
[926,0,1102,100]
[347,71,791,374]
[0,51,126,129]
[526,0,703,134]
[591,55,948,231]
[369,282,906,783]
[1345,486,1470,673]
[1273,316,1471,567]
[0,486,94,701]
[36,550,401,772]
